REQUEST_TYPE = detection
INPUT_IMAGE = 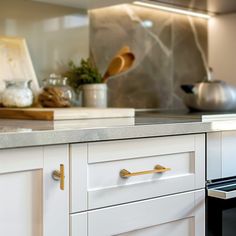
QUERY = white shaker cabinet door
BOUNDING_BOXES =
[207,131,236,179]
[0,147,44,236]
[0,169,43,236]
[43,145,69,236]
[221,131,236,178]
[0,145,69,236]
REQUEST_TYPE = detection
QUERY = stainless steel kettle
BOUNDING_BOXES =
[181,68,236,111]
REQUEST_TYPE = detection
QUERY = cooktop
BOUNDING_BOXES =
[136,110,236,123]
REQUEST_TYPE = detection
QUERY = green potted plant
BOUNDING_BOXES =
[65,58,107,108]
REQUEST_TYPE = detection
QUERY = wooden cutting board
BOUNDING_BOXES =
[0,108,135,121]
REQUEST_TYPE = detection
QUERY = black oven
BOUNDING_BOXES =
[207,178,236,236]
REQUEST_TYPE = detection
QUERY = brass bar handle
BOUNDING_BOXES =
[120,164,171,178]
[52,164,65,190]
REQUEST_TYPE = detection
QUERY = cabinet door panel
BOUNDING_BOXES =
[208,131,236,179]
[87,134,205,209]
[207,132,222,180]
[222,131,236,178]
[43,145,69,236]
[0,170,43,236]
[0,146,43,173]
[70,144,87,213]
[0,145,69,236]
[88,190,205,236]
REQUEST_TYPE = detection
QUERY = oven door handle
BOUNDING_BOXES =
[208,187,236,200]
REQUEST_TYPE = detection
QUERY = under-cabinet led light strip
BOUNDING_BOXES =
[133,1,211,19]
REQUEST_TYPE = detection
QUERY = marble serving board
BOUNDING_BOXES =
[0,108,135,121]
[0,36,39,94]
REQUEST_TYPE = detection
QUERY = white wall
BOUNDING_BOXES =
[209,14,236,85]
[0,0,89,85]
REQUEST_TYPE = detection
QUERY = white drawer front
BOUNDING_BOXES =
[88,134,205,209]
[70,134,205,212]
[88,135,198,163]
[70,212,87,236]
[87,190,205,236]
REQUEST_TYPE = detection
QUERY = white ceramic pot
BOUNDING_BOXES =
[82,83,107,108]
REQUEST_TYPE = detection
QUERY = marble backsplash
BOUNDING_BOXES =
[89,3,208,109]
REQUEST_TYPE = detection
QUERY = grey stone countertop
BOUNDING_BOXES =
[1,111,236,149]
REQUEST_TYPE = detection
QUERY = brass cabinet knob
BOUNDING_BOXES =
[52,164,65,190]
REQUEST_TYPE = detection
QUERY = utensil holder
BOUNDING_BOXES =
[82,83,107,108]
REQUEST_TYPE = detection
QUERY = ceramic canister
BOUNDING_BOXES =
[1,80,34,107]
[82,83,107,108]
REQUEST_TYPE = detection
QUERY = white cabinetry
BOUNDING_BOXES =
[70,212,87,236]
[0,145,69,236]
[43,145,69,236]
[0,133,205,236]
[207,131,236,180]
[70,134,205,236]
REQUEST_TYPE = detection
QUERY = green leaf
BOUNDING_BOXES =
[64,58,103,89]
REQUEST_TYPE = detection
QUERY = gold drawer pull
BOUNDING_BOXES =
[120,165,171,178]
[52,164,65,190]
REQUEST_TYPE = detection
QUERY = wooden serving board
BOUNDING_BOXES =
[0,108,135,121]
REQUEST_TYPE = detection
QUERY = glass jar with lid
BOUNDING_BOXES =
[39,74,76,108]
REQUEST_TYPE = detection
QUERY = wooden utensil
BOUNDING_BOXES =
[103,55,125,81]
[103,46,135,82]
[116,46,131,55]
[120,52,135,72]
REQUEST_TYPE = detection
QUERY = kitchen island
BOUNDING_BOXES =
[2,112,236,236]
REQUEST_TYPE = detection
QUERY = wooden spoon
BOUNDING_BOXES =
[103,55,126,81]
[103,48,135,82]
[116,46,131,55]
[120,52,135,73]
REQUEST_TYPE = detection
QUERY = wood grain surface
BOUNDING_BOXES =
[0,108,135,120]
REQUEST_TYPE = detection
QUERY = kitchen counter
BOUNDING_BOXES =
[0,112,209,236]
[1,110,236,149]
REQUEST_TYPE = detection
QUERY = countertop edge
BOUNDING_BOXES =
[0,122,214,149]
